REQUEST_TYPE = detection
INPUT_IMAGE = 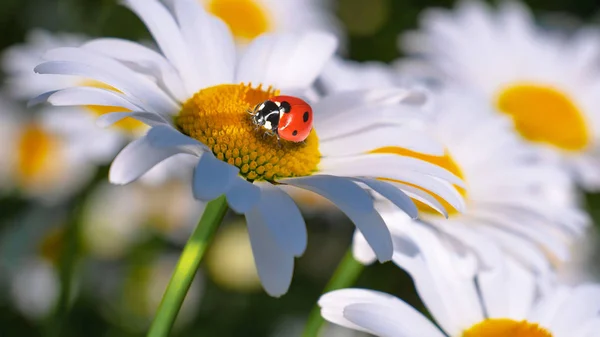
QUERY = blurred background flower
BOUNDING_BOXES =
[1,0,600,336]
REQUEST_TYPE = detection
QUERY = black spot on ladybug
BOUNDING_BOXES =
[292,130,298,136]
[280,101,291,113]
[303,111,309,122]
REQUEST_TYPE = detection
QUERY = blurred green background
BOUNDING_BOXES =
[1,0,600,336]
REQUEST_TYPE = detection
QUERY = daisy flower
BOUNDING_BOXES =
[320,57,589,276]
[320,225,600,337]
[0,94,96,202]
[33,0,465,296]
[353,89,589,277]
[164,0,342,45]
[400,0,600,190]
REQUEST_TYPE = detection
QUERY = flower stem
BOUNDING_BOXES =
[147,195,228,337]
[302,249,365,337]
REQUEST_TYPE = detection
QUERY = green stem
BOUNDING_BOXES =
[302,249,365,337]
[147,195,228,337]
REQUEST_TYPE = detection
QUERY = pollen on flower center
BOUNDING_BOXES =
[374,147,467,216]
[206,0,271,40]
[175,83,320,182]
[462,319,553,337]
[496,83,590,152]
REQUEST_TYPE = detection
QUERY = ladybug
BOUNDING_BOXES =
[249,95,313,142]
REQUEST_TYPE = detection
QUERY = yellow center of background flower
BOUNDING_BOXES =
[176,83,320,182]
[462,319,553,337]
[374,147,466,216]
[17,124,63,186]
[496,84,590,152]
[206,0,271,40]
[80,80,145,134]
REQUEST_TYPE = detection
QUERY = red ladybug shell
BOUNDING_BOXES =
[272,95,313,142]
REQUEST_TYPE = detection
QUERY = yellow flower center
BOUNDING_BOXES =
[80,80,145,134]
[374,147,466,216]
[206,0,271,40]
[496,83,590,152]
[175,83,320,182]
[463,319,553,337]
[16,123,63,186]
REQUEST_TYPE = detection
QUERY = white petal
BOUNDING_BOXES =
[352,178,418,219]
[385,181,448,217]
[192,152,239,201]
[389,171,465,212]
[109,136,185,185]
[82,38,187,102]
[345,303,444,337]
[122,0,202,94]
[312,88,418,123]
[315,106,427,139]
[431,221,503,269]
[42,87,143,111]
[352,229,378,265]
[543,284,600,337]
[173,0,235,89]
[319,289,444,337]
[573,317,600,337]
[253,183,307,257]
[528,286,571,325]
[245,207,294,297]
[390,222,483,335]
[282,175,392,262]
[146,124,206,154]
[319,124,444,157]
[236,32,337,91]
[478,257,536,319]
[475,226,552,275]
[38,47,179,114]
[320,154,465,188]
[95,111,169,128]
[225,179,261,214]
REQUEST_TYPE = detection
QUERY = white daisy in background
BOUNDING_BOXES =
[400,0,600,190]
[0,94,96,203]
[163,0,342,46]
[320,58,589,277]
[353,90,589,278]
[81,180,205,260]
[33,0,466,296]
[319,224,600,337]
